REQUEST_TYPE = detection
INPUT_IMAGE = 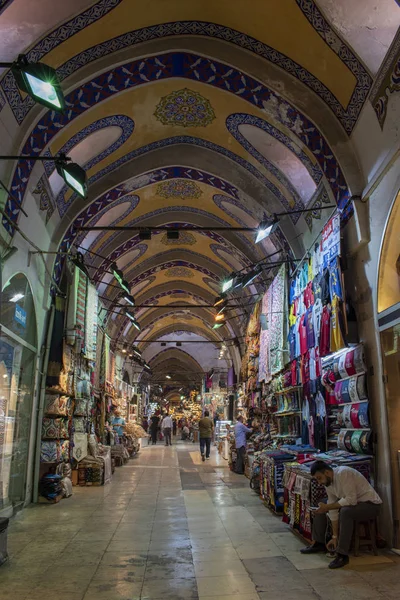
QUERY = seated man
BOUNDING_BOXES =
[301,460,382,569]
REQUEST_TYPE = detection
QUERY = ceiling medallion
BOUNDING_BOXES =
[157,179,203,200]
[161,231,197,245]
[154,88,216,127]
[165,267,194,278]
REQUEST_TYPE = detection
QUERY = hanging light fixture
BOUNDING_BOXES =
[55,154,87,198]
[255,216,279,243]
[112,263,130,294]
[216,301,228,315]
[122,343,128,354]
[121,293,135,306]
[166,375,172,380]
[132,346,142,358]
[221,272,236,293]
[242,265,263,288]
[6,55,65,111]
[125,310,141,331]
[214,295,226,307]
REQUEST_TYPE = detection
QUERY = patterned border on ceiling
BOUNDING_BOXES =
[56,137,301,219]
[77,195,140,252]
[3,52,350,236]
[304,184,331,231]
[1,13,370,132]
[52,115,134,204]
[369,28,400,129]
[91,210,257,283]
[226,113,323,202]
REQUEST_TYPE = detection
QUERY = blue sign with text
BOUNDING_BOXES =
[14,304,27,328]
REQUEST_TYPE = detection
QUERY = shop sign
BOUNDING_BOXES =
[322,214,341,268]
[14,304,27,328]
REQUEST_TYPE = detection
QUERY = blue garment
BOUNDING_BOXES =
[329,257,343,300]
[112,416,125,436]
[234,421,252,449]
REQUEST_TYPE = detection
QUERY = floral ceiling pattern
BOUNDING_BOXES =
[154,88,216,127]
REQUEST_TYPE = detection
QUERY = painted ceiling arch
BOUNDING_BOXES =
[1,0,395,386]
[3,51,354,235]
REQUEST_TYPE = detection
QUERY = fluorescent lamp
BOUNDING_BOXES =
[215,313,225,322]
[255,217,279,243]
[166,375,171,380]
[9,293,24,303]
[112,265,131,294]
[56,161,87,198]
[12,56,65,112]
[213,323,224,330]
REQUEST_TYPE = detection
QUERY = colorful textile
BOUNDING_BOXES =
[76,268,88,352]
[74,399,88,416]
[47,296,66,388]
[66,266,79,345]
[42,417,69,439]
[44,394,69,416]
[85,283,98,361]
[73,433,88,462]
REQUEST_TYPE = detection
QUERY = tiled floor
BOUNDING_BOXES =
[1,440,399,599]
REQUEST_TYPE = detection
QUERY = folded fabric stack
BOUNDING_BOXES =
[39,474,63,500]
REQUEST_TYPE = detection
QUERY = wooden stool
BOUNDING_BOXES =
[353,519,379,556]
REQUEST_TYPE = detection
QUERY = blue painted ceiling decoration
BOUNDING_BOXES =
[2,0,390,373]
[3,52,350,235]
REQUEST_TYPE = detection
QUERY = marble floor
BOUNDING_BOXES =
[1,441,399,600]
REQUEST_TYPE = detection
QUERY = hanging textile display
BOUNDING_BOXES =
[47,296,66,389]
[270,265,288,376]
[245,301,261,392]
[76,268,88,352]
[258,290,270,383]
[94,327,104,391]
[66,266,79,346]
[72,433,88,462]
[85,283,98,362]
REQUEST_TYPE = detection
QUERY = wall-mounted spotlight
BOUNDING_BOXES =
[167,230,179,240]
[122,293,135,306]
[214,295,226,307]
[56,155,87,198]
[3,54,66,112]
[221,273,236,293]
[255,216,279,243]
[139,230,152,241]
[125,310,141,331]
[112,263,130,294]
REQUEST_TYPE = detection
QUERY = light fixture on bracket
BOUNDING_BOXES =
[242,264,263,288]
[55,153,87,198]
[122,343,128,354]
[125,310,141,331]
[221,272,236,294]
[72,252,90,277]
[112,263,130,294]
[1,54,65,111]
[167,230,179,240]
[132,346,142,358]
[214,295,226,307]
[121,293,135,306]
[255,216,279,243]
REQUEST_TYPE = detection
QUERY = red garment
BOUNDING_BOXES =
[315,346,322,378]
[291,360,297,387]
[319,306,331,357]
[345,349,356,376]
[301,351,310,384]
[299,314,308,355]
[303,282,314,309]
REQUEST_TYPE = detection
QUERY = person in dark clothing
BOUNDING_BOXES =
[172,419,177,436]
[141,417,149,432]
[199,410,214,462]
[150,414,160,445]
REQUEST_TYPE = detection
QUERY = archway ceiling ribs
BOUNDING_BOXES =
[4,51,352,240]
[144,342,228,373]
[137,325,224,352]
[0,2,374,131]
[52,136,307,221]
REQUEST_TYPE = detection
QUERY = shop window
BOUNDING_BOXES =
[0,274,37,513]
[380,324,400,547]
[378,190,400,313]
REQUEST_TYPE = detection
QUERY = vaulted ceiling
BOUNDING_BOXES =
[0,0,398,390]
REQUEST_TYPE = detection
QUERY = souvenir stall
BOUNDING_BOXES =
[239,213,379,542]
[39,265,113,500]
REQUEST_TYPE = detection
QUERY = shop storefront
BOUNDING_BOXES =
[0,273,38,516]
[377,188,400,550]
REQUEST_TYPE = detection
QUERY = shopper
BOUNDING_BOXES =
[112,409,126,438]
[141,416,149,432]
[198,410,213,462]
[173,418,177,437]
[161,413,173,446]
[150,414,160,445]
[300,460,382,569]
[234,415,252,474]
[182,424,190,440]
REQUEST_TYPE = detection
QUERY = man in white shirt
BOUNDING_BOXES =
[300,460,382,569]
[161,413,173,446]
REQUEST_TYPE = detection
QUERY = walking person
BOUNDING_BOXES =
[162,413,173,446]
[172,418,177,437]
[199,410,214,462]
[234,415,252,474]
[300,460,382,569]
[150,414,160,445]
